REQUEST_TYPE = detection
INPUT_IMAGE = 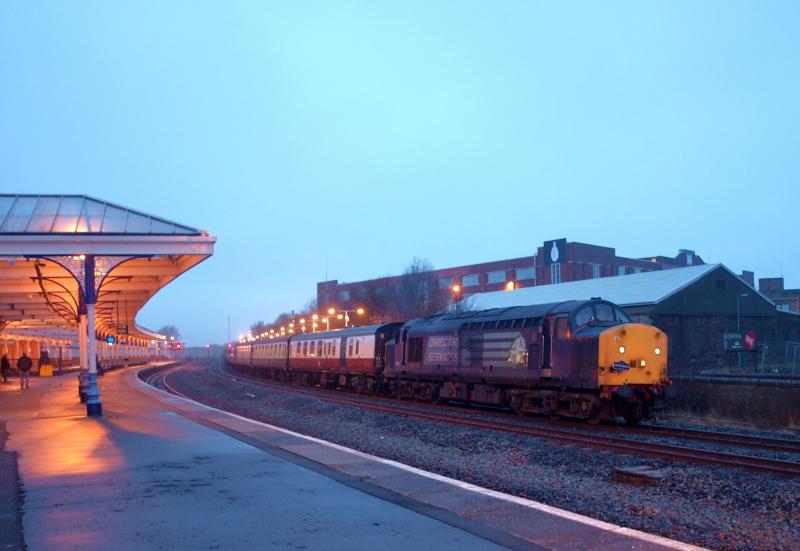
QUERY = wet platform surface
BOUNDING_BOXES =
[0,368,699,550]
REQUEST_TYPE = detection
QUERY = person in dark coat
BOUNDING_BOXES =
[1,354,9,383]
[17,353,32,389]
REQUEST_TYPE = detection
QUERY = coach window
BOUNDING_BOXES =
[348,339,353,357]
[355,340,360,356]
[317,341,322,356]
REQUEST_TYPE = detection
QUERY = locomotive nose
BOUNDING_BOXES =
[598,323,668,386]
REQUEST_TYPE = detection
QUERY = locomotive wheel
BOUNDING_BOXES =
[586,413,601,425]
[623,414,643,426]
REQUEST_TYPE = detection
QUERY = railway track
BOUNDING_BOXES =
[148,362,800,477]
[217,364,800,455]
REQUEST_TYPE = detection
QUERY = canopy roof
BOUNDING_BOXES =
[0,195,215,343]
[463,264,772,311]
[0,195,200,235]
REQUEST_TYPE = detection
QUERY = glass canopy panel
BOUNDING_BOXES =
[101,206,127,232]
[0,197,14,225]
[172,224,195,235]
[125,212,151,233]
[0,196,38,232]
[52,197,84,232]
[76,200,106,233]
[149,219,175,233]
[26,197,62,232]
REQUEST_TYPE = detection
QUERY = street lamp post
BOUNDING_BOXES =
[327,307,365,328]
[736,293,749,371]
[450,284,461,308]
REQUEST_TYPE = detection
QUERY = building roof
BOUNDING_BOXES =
[463,264,771,310]
[0,194,203,235]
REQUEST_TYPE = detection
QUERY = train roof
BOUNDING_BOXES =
[404,300,610,334]
[290,322,402,341]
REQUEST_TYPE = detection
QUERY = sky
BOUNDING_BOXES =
[1,1,798,345]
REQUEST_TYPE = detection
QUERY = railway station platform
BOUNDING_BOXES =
[0,367,698,551]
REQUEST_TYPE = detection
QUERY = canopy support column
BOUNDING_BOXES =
[78,313,88,402]
[84,256,102,417]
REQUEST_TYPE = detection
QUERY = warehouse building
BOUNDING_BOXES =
[466,264,800,376]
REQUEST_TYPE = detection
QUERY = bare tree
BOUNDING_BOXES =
[394,257,448,319]
[273,312,293,327]
[303,297,318,313]
[250,320,268,336]
[157,324,180,340]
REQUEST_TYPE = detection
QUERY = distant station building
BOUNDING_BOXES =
[466,264,800,376]
[317,238,704,312]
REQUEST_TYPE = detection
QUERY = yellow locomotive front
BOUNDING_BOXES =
[598,323,669,424]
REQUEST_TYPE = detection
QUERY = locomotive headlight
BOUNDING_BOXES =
[640,359,647,367]
[618,346,626,354]
[655,347,661,355]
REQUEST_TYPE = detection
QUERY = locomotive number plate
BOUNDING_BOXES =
[612,361,631,373]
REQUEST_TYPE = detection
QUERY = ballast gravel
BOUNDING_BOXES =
[167,364,800,551]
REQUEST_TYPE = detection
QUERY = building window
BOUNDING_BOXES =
[777,304,790,312]
[339,290,351,301]
[516,266,535,281]
[591,263,601,279]
[438,277,454,290]
[618,266,626,276]
[487,270,506,284]
[463,274,480,287]
[633,267,643,274]
[551,263,561,284]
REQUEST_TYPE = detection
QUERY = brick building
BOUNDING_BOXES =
[758,277,800,313]
[317,238,704,313]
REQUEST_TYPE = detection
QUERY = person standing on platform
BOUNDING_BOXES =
[17,353,32,389]
[1,354,9,383]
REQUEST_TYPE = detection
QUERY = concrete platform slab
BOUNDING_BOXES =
[0,367,703,551]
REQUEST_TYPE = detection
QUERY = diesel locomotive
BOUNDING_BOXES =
[227,298,669,424]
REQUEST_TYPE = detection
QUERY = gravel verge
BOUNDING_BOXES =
[168,364,800,550]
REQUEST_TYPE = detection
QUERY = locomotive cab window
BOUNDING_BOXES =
[408,337,424,362]
[574,306,594,327]
[595,303,615,322]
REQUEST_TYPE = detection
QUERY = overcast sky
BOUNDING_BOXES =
[1,2,798,345]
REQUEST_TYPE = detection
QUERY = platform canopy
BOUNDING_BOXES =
[0,194,215,343]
